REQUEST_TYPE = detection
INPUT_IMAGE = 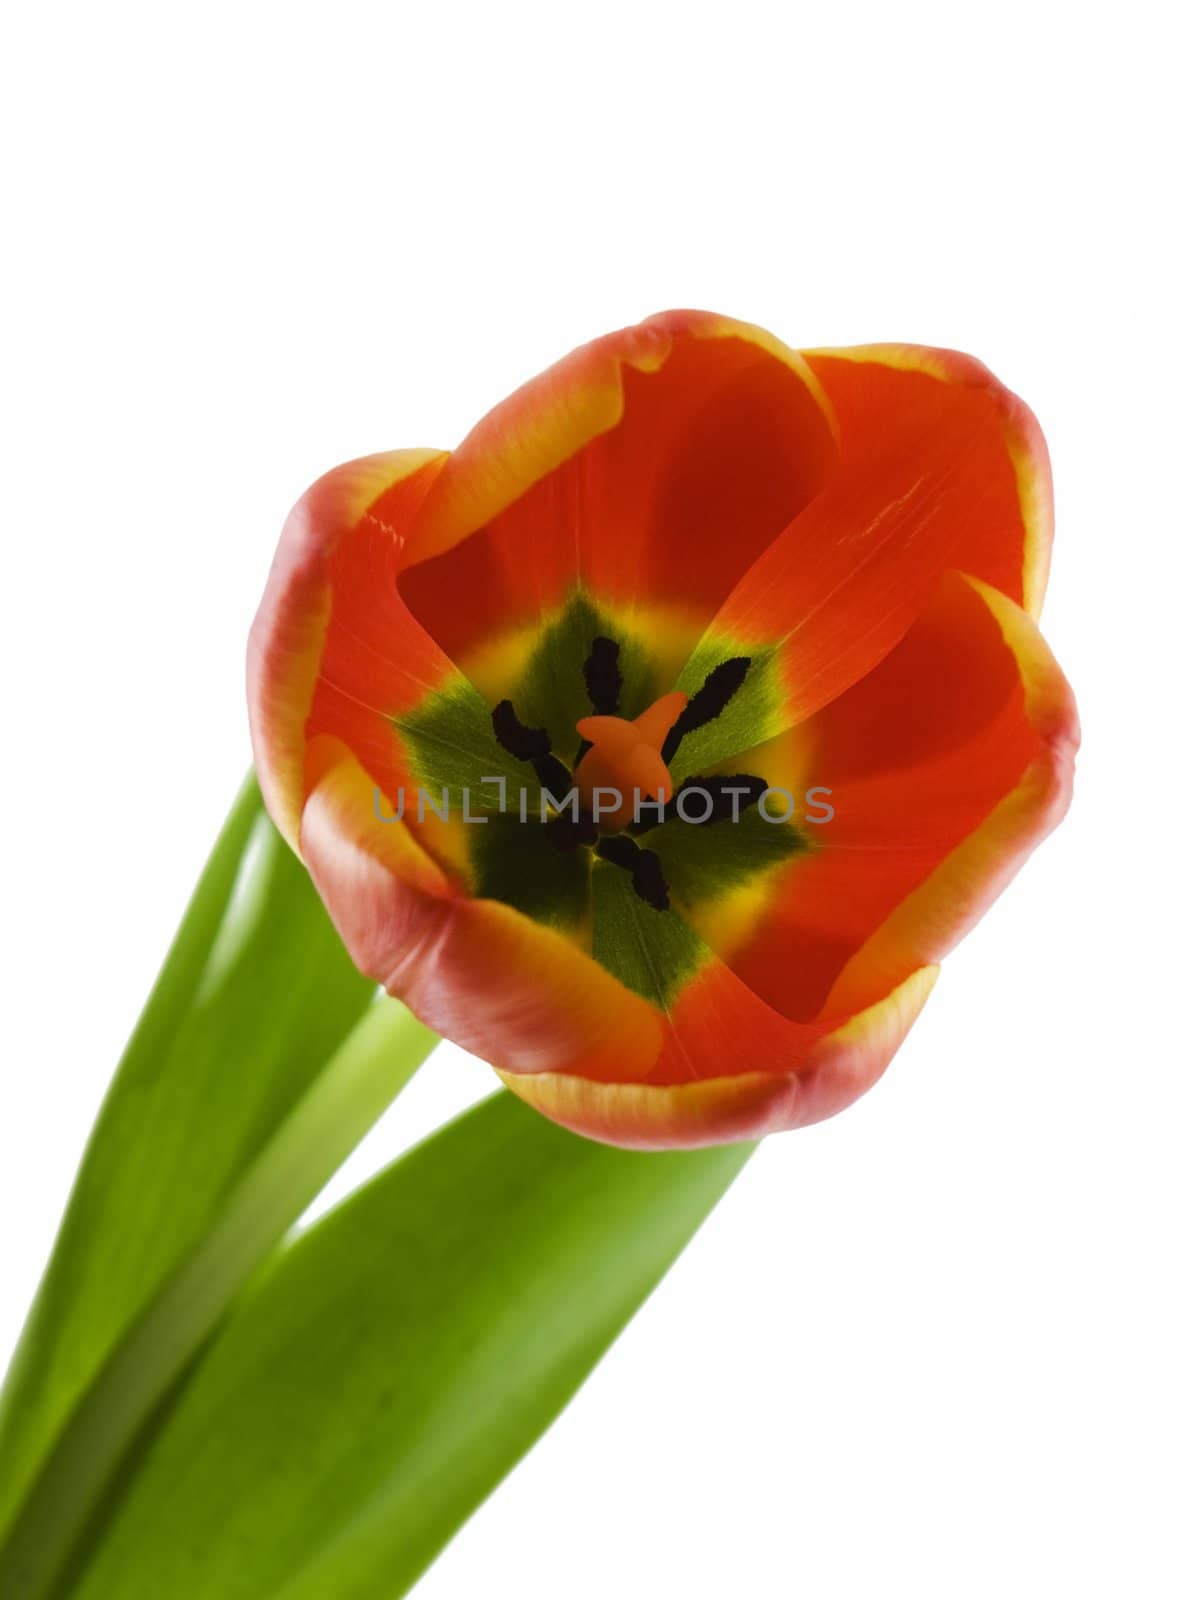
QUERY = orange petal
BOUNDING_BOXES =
[805,344,1052,617]
[396,310,839,674]
[247,448,447,848]
[299,744,663,1080]
[498,965,938,1150]
[678,345,1054,765]
[707,572,1077,1022]
[822,577,1077,1014]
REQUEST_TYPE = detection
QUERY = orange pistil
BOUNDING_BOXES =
[574,690,688,832]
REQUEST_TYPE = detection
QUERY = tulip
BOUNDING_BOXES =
[248,311,1077,1149]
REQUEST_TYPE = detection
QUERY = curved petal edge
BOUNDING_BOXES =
[247,449,446,848]
[499,964,939,1150]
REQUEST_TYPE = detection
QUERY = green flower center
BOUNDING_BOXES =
[396,593,807,1007]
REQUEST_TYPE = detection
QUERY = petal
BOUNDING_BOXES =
[300,738,940,1150]
[821,577,1077,1014]
[299,743,663,1081]
[247,448,447,848]
[498,964,938,1150]
[701,572,1077,1022]
[805,344,1052,617]
[666,346,1054,771]
[396,310,839,690]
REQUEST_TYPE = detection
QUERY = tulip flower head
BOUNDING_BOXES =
[249,311,1077,1148]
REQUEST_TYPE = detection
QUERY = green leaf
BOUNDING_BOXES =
[0,777,436,1599]
[64,1093,753,1600]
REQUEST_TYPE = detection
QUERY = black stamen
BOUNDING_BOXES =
[595,834,640,871]
[628,773,769,834]
[532,754,574,803]
[596,834,670,911]
[583,636,622,715]
[632,848,670,911]
[661,656,752,766]
[492,698,573,802]
[683,773,770,824]
[575,635,623,764]
[546,811,599,852]
[492,699,551,761]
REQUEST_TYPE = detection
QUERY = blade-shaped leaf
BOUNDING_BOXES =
[64,1092,753,1600]
[0,777,436,1598]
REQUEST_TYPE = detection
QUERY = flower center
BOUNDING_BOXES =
[488,631,757,912]
[573,691,688,832]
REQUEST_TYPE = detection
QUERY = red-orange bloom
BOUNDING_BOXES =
[248,311,1077,1149]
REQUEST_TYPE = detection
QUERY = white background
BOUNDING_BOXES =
[2,4,1196,1596]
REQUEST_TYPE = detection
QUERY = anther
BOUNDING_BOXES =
[596,835,671,911]
[660,656,752,766]
[583,636,623,715]
[492,699,551,761]
[630,773,769,832]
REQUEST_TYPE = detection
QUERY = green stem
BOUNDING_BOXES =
[0,997,437,1600]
